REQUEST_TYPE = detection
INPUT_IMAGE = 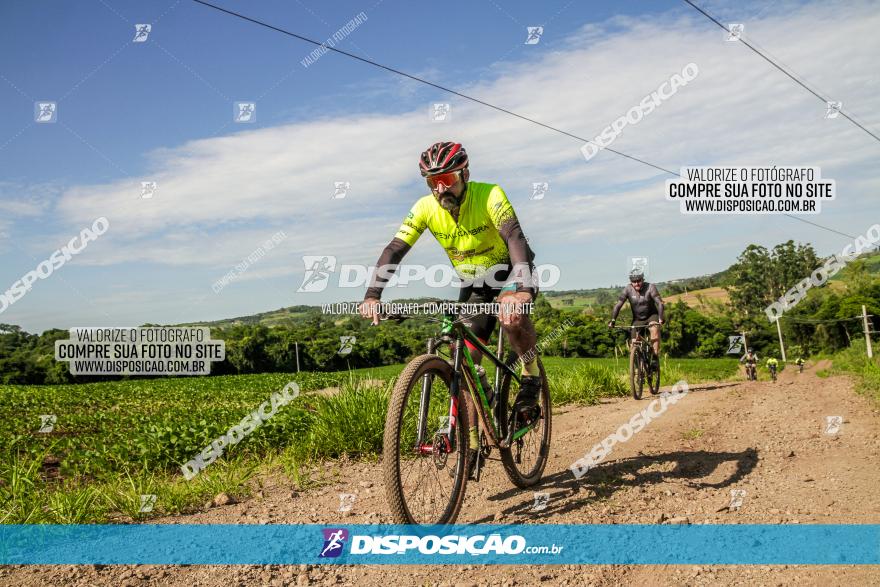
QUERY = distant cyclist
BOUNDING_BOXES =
[359,141,542,475]
[740,350,758,380]
[766,356,779,381]
[795,357,805,373]
[608,269,665,365]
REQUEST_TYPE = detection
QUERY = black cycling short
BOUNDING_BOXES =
[631,314,660,328]
[631,314,660,339]
[457,265,538,342]
[458,283,501,342]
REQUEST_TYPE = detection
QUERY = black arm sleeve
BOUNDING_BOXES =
[498,218,536,295]
[649,284,665,321]
[610,286,629,320]
[365,238,411,300]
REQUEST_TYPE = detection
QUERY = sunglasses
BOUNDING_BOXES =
[426,171,461,190]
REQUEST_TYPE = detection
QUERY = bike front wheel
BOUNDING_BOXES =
[630,345,645,400]
[648,353,661,395]
[383,354,469,525]
[498,357,552,488]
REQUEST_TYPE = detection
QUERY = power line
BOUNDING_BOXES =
[190,0,857,241]
[781,215,854,240]
[191,0,675,176]
[681,0,880,144]
[782,315,866,324]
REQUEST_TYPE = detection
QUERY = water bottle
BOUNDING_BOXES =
[475,365,495,405]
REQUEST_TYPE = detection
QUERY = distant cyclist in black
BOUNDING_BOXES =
[608,269,665,364]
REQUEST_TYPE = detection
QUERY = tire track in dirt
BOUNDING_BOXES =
[4,365,879,586]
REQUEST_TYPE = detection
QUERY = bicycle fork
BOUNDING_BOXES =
[415,338,436,453]
[415,338,465,459]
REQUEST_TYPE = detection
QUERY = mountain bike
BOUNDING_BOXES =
[744,363,757,381]
[612,323,660,399]
[380,302,551,525]
[769,365,778,382]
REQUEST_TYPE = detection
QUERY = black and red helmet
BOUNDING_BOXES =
[419,141,469,177]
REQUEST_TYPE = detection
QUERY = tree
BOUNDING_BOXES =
[769,240,819,299]
[726,241,821,325]
[725,245,773,322]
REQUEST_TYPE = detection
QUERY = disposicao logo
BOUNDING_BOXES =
[319,528,349,558]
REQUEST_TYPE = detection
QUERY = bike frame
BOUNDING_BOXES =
[615,324,654,362]
[632,332,651,360]
[416,314,526,456]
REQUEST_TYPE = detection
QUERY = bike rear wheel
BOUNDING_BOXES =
[629,344,645,400]
[498,358,551,488]
[383,354,469,525]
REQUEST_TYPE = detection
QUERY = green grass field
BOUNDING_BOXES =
[0,356,740,524]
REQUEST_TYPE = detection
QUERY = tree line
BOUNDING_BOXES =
[1,241,877,384]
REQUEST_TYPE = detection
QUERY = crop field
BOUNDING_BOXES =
[0,357,740,524]
[664,286,730,312]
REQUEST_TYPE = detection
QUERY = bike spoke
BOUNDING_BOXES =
[392,367,462,524]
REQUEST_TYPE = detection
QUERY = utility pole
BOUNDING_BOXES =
[775,318,786,362]
[742,331,749,355]
[295,342,301,372]
[863,305,873,359]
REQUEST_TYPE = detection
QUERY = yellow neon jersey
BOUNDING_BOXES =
[395,182,517,279]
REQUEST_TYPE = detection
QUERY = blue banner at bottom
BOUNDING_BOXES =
[1,524,878,565]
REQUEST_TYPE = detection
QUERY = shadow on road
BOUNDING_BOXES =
[473,448,758,522]
[659,382,741,393]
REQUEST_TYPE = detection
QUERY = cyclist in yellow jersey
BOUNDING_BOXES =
[359,142,541,477]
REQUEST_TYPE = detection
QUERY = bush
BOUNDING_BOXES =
[549,364,627,406]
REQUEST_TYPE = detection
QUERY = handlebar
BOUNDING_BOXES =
[610,321,661,330]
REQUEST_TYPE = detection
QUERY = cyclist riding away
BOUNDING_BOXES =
[608,269,665,365]
[359,141,542,476]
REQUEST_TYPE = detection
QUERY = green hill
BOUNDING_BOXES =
[184,252,878,327]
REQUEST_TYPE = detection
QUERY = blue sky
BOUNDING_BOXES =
[1,0,879,332]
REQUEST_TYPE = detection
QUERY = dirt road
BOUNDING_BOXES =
[4,364,880,586]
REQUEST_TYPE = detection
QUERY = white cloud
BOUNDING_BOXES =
[0,182,59,249]
[57,2,880,255]
[10,0,880,324]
